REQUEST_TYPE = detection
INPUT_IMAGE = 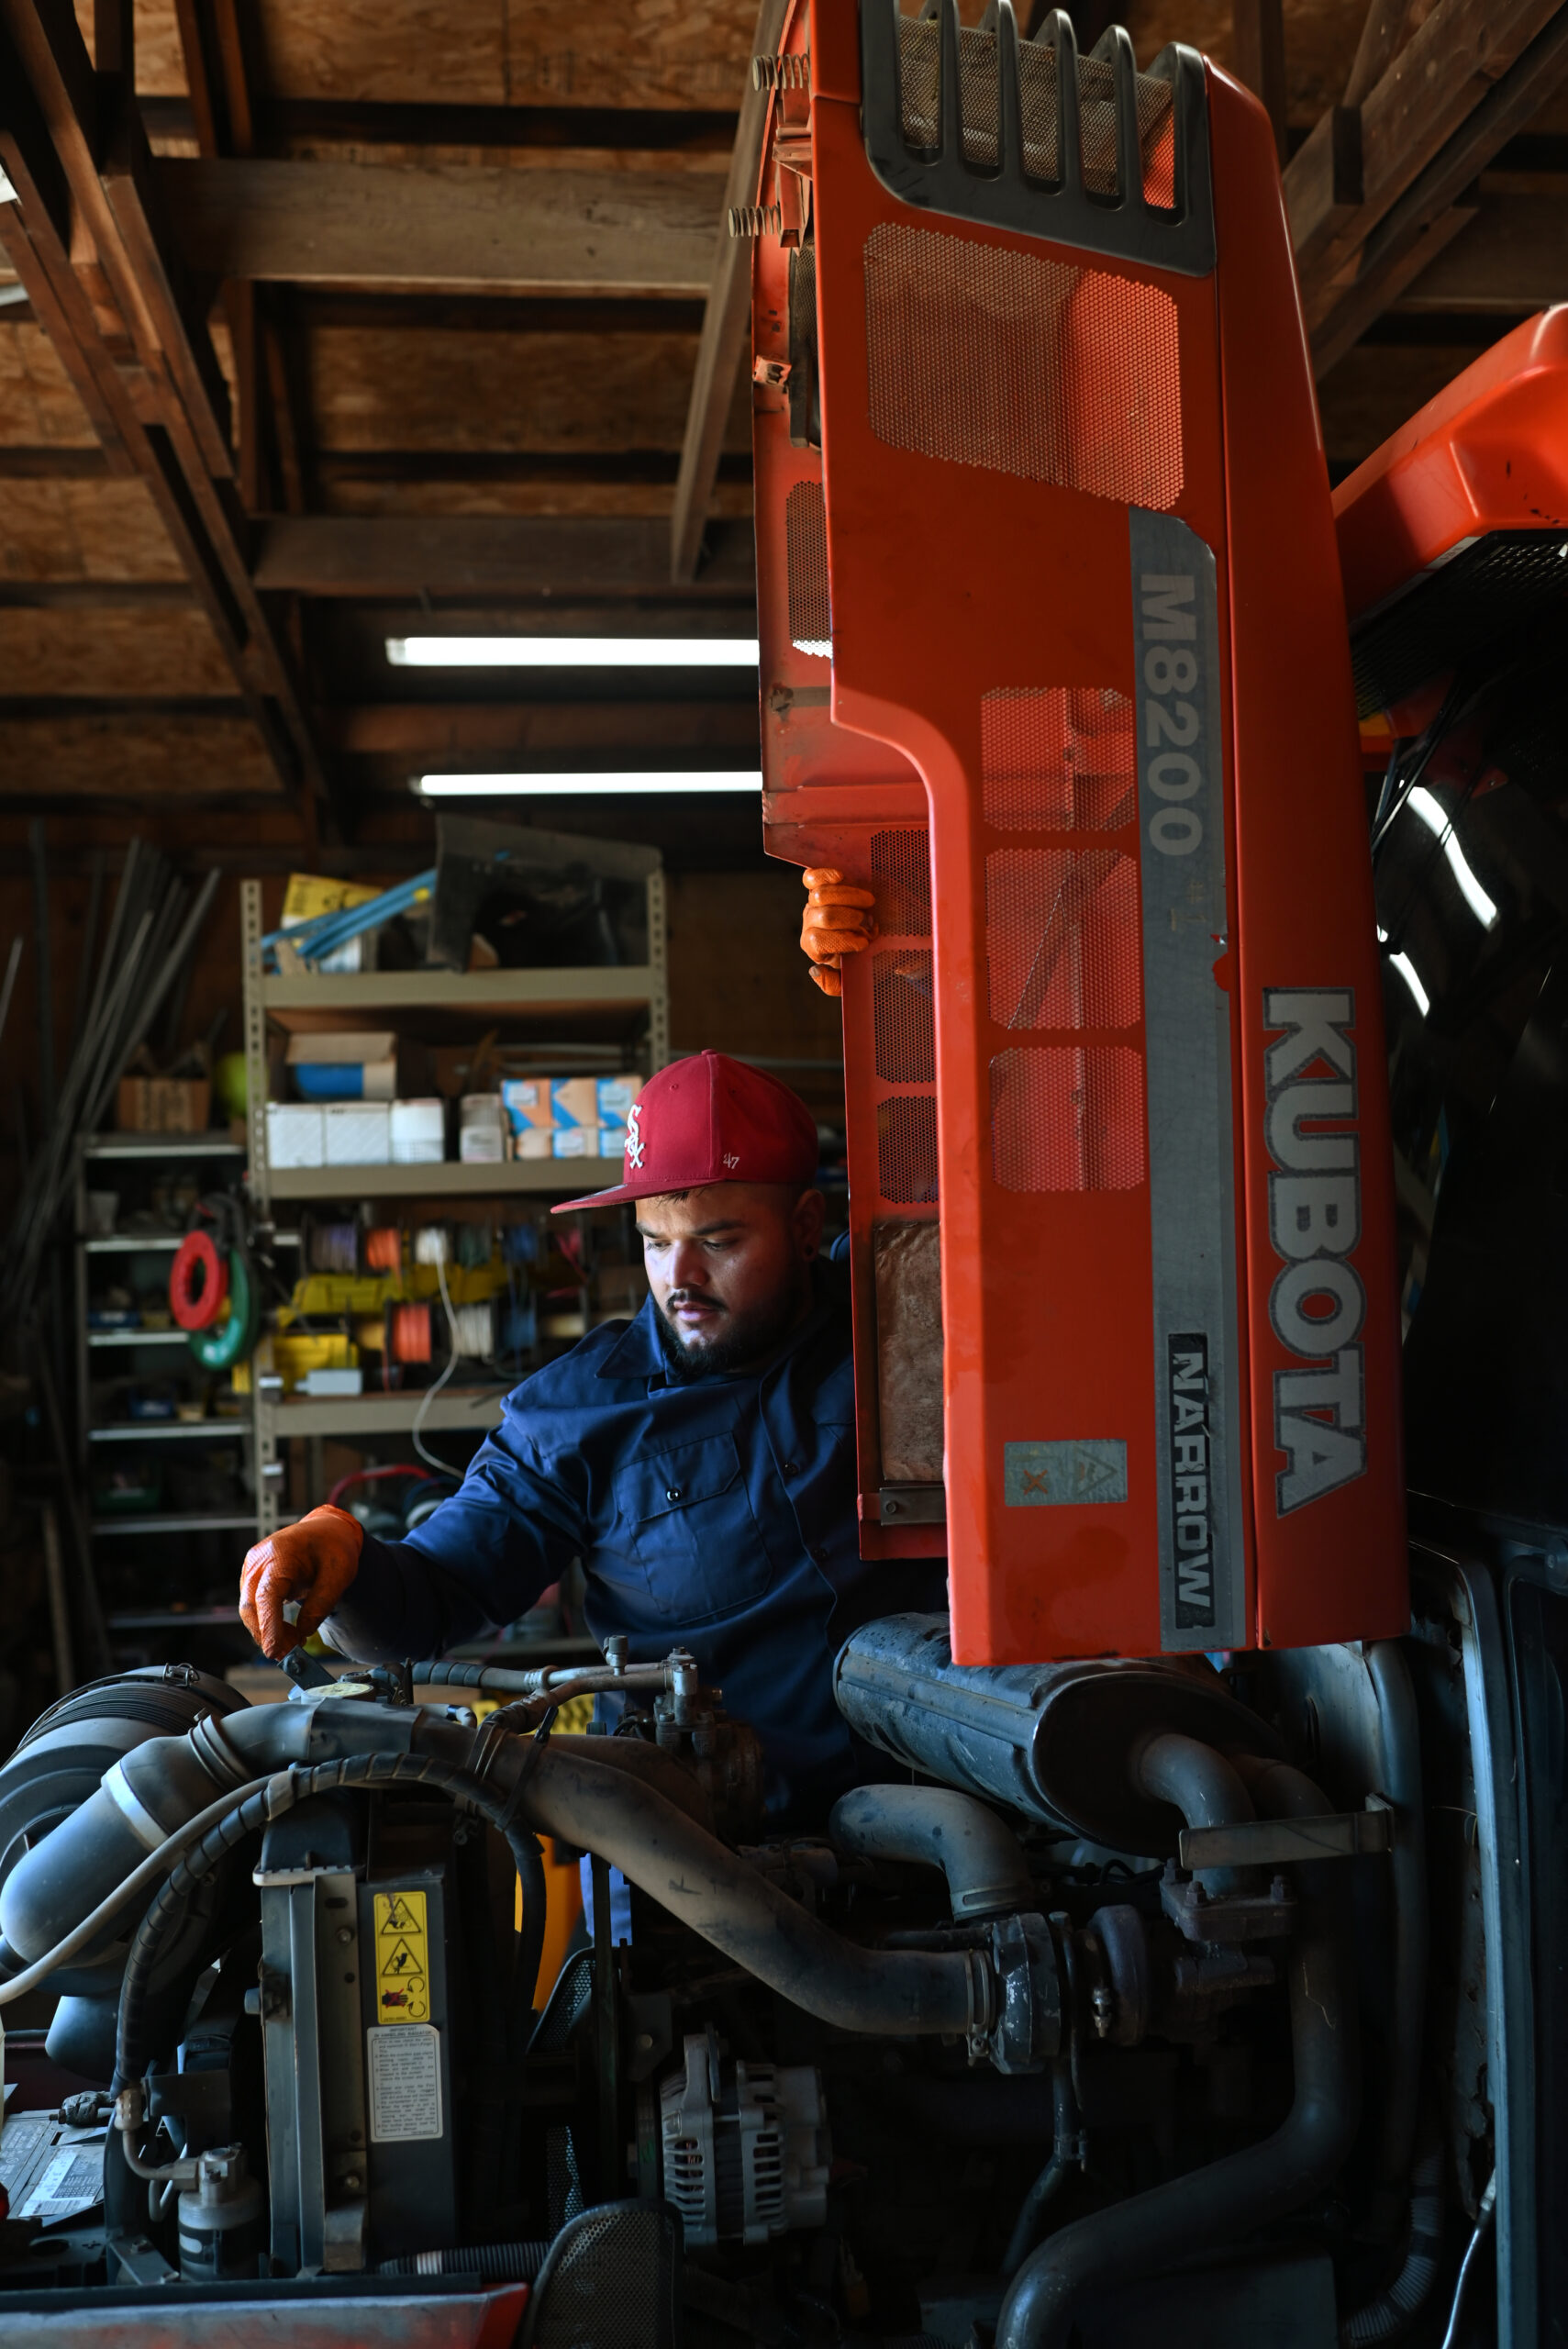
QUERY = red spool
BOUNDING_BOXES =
[169,1230,228,1330]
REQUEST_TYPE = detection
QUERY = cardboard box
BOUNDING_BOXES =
[500,1077,554,1133]
[550,1078,599,1130]
[324,1102,391,1165]
[597,1075,643,1124]
[514,1128,552,1160]
[286,1030,397,1102]
[117,1078,211,1134]
[390,1098,446,1164]
[266,1102,325,1168]
[551,1128,593,1158]
[599,1126,629,1160]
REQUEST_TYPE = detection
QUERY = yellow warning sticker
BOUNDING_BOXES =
[373,1889,430,2024]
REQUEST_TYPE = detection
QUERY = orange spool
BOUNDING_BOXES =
[389,1303,432,1364]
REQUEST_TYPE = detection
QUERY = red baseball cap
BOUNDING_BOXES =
[551,1050,820,1212]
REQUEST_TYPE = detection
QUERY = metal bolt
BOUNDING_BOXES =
[337,1926,353,1945]
[342,2173,362,2193]
[1091,1986,1115,2040]
[605,1633,629,1674]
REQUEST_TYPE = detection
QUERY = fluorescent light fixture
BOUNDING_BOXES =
[1407,785,1499,929]
[387,636,761,668]
[1389,951,1429,1018]
[417,771,764,797]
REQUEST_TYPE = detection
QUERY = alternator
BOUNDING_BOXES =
[659,2030,830,2250]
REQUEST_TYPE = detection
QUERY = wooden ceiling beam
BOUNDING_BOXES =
[1286,0,1568,312]
[139,95,740,154]
[161,158,721,299]
[1302,0,1568,373]
[670,0,787,585]
[1396,191,1568,310]
[252,516,758,598]
[0,0,341,836]
[325,701,761,757]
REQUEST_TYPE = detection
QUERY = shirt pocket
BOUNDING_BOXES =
[611,1432,775,1626]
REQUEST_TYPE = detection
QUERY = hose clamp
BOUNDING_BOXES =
[472,1703,559,1836]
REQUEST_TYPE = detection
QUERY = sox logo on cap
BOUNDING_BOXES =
[551,1050,818,1213]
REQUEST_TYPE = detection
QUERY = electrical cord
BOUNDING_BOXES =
[411,1248,481,1474]
[113,1745,551,2094]
[1439,2171,1496,2349]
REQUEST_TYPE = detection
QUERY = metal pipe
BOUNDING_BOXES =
[829,1785,1036,1920]
[1366,1641,1428,2210]
[1130,1730,1255,1891]
[995,1758,1360,2349]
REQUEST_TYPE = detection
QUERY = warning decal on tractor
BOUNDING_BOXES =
[373,1889,430,2023]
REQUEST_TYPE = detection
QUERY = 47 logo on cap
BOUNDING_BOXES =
[626,1101,645,1169]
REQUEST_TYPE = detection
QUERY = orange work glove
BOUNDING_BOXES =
[800,867,877,997]
[239,1504,364,1660]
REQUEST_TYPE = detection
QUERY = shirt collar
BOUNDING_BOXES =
[595,1260,847,1388]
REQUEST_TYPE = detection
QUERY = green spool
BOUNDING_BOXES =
[189,1250,259,1373]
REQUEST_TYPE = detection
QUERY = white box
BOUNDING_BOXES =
[461,1126,505,1163]
[301,1366,364,1397]
[266,1103,325,1169]
[324,1103,391,1165]
[390,1099,446,1164]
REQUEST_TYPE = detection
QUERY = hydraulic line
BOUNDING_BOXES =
[1439,2173,1496,2349]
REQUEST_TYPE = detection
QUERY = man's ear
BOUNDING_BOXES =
[794,1186,827,1260]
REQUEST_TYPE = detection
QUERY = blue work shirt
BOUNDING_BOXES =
[328,1256,946,1825]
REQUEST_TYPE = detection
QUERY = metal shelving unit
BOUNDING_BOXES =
[74,1133,262,1626]
[240,872,668,1537]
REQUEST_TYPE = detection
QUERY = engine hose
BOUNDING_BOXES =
[1000,2061,1080,2278]
[995,1758,1360,2349]
[378,2241,551,2279]
[1340,2143,1443,2344]
[828,1786,1036,1920]
[0,1775,274,2009]
[508,1742,980,2040]
[113,1752,549,2092]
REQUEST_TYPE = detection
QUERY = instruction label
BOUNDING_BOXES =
[367,2023,442,2143]
[373,1888,430,2023]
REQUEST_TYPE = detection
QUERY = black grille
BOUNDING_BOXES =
[520,2200,682,2349]
[862,0,1214,277]
[1351,529,1568,718]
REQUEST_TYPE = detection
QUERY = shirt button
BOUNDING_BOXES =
[665,1486,682,1502]
[784,1460,800,1476]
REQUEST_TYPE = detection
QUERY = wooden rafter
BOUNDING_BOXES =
[670,0,789,585]
[1286,0,1568,373]
[0,0,339,834]
[252,516,758,600]
[163,160,721,299]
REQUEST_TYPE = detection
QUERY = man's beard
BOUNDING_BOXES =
[654,1268,812,1382]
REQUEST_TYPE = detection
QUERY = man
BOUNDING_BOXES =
[240,1048,942,1827]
